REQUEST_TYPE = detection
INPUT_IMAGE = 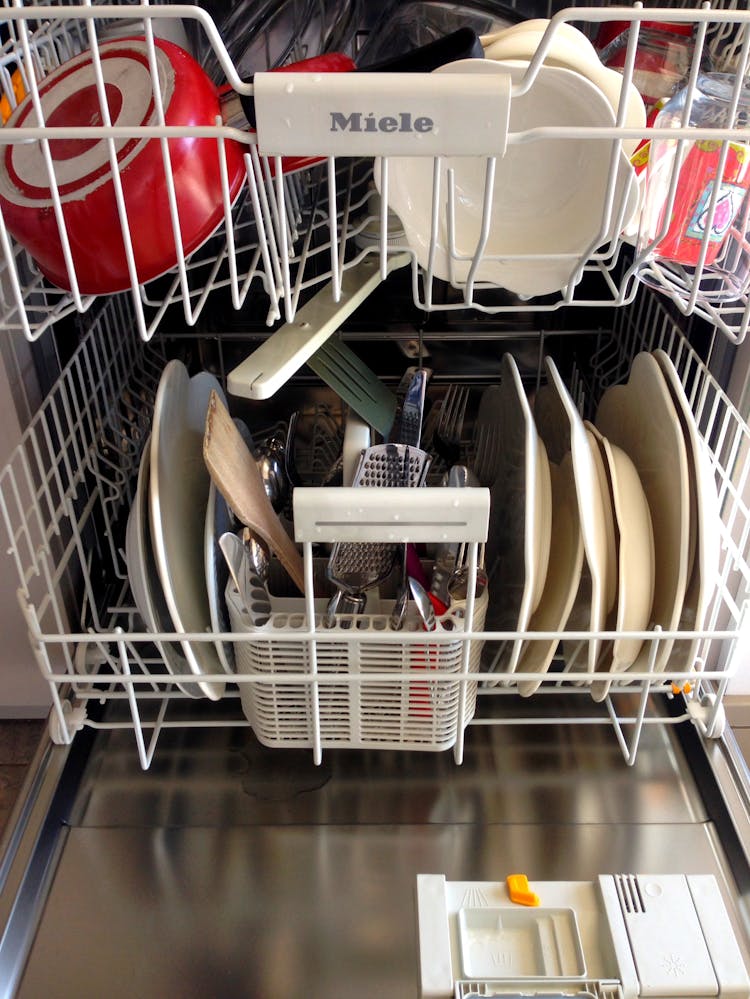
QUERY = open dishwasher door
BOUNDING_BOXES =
[1,1,750,997]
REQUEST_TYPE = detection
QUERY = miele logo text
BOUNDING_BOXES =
[329,112,434,134]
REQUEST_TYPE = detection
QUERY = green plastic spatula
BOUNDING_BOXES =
[228,253,409,436]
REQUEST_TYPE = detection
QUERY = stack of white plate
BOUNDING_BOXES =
[479,348,720,699]
[125,360,234,701]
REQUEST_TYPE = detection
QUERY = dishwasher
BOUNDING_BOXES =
[0,1,750,997]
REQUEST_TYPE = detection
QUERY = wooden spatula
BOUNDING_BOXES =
[203,391,305,593]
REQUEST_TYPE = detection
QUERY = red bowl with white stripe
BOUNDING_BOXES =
[0,38,246,294]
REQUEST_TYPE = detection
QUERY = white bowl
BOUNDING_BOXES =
[376,58,639,298]
[483,21,646,155]
[482,18,600,60]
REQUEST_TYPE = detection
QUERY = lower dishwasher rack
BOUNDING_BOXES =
[1,284,748,771]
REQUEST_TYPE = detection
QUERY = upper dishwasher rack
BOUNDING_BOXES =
[2,3,750,344]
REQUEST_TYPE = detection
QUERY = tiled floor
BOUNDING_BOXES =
[0,720,45,836]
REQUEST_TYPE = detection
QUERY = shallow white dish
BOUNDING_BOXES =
[205,480,235,674]
[517,452,585,697]
[125,438,202,698]
[376,58,638,298]
[596,352,691,674]
[485,353,550,677]
[150,361,228,700]
[532,437,553,614]
[587,424,655,701]
[654,349,721,670]
[534,358,611,676]
[483,21,646,155]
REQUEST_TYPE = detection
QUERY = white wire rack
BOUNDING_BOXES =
[0,4,750,345]
[0,284,746,770]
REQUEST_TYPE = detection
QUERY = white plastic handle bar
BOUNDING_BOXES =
[293,486,490,544]
[254,72,512,158]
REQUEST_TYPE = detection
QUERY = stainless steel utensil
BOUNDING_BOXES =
[325,443,431,626]
[389,446,416,631]
[433,384,469,467]
[240,527,270,584]
[394,367,430,446]
[255,433,289,512]
[429,465,478,605]
[408,577,437,632]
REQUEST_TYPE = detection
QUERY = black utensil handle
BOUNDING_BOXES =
[356,27,483,73]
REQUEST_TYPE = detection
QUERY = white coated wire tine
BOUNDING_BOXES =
[14,14,84,312]
[327,157,341,303]
[248,148,283,311]
[464,157,497,302]
[272,156,294,319]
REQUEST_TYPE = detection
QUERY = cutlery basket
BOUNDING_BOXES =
[226,487,490,752]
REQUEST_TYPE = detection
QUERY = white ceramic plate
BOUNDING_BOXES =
[586,423,618,618]
[587,424,656,701]
[654,349,721,670]
[377,58,638,298]
[517,452,585,697]
[150,360,228,700]
[125,438,202,698]
[532,437,553,614]
[205,480,235,674]
[485,353,550,677]
[483,22,646,155]
[596,352,691,674]
[534,358,611,676]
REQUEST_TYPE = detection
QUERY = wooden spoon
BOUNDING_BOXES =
[203,391,305,593]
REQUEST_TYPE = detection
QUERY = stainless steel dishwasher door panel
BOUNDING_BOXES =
[13,701,744,999]
[14,822,737,999]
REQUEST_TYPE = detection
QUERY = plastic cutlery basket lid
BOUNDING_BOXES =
[376,58,638,297]
[0,38,246,294]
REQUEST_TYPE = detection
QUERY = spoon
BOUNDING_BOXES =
[408,577,437,633]
[219,532,246,602]
[255,433,289,513]
[240,527,270,584]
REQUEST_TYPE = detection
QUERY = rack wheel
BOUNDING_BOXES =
[688,692,727,740]
[48,699,87,745]
[74,641,109,675]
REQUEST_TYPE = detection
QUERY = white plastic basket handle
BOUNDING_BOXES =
[293,486,490,544]
[254,72,511,158]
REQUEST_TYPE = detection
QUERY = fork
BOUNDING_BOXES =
[472,421,501,488]
[433,384,470,467]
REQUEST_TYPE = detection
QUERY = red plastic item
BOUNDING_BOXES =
[0,37,247,294]
[652,140,750,267]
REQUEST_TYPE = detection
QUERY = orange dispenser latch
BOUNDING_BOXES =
[506,874,540,907]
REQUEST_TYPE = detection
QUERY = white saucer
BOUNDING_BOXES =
[517,452,585,697]
[125,438,203,698]
[587,424,656,701]
[534,358,611,676]
[654,350,721,671]
[485,353,551,677]
[596,352,691,674]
